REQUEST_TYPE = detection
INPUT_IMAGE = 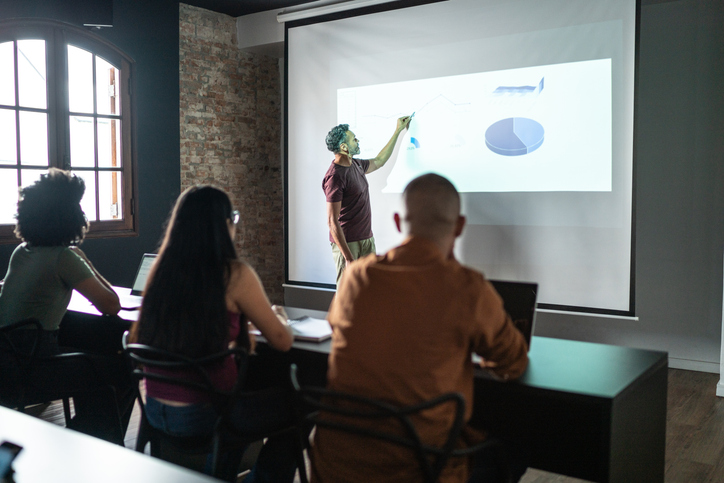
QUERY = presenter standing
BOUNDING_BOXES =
[323,116,412,285]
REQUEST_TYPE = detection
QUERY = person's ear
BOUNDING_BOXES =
[394,213,402,233]
[339,143,348,154]
[454,215,466,238]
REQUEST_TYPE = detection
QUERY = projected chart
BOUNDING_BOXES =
[485,117,544,156]
[337,58,612,193]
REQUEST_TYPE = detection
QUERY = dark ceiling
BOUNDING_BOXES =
[181,0,319,17]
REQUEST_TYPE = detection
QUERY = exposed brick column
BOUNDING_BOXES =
[179,3,283,303]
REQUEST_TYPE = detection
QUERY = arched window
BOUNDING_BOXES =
[0,20,137,242]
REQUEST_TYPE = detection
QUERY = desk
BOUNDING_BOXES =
[0,406,219,483]
[65,301,667,483]
[264,309,668,483]
[60,288,136,353]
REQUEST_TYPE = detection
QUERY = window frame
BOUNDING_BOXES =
[0,19,138,243]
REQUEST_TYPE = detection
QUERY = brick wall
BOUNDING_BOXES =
[179,3,284,303]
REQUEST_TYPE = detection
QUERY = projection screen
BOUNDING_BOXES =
[285,0,638,315]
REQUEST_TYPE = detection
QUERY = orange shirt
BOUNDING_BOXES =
[311,236,529,483]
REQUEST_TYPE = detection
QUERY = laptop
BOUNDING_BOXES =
[130,253,158,296]
[489,279,538,348]
[118,253,157,310]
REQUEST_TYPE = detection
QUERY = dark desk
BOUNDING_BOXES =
[263,309,668,483]
[60,288,136,354]
[65,300,667,483]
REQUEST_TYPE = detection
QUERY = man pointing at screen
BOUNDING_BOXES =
[322,116,412,286]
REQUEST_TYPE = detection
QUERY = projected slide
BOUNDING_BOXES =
[337,59,612,193]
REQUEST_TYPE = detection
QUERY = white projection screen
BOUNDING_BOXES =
[285,0,638,315]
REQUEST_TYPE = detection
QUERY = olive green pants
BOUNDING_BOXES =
[331,237,376,286]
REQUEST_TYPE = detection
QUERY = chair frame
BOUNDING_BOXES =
[290,364,512,483]
[122,331,251,479]
[0,318,122,439]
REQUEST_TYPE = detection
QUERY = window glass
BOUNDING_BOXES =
[69,115,95,167]
[73,170,97,221]
[96,56,119,116]
[17,40,46,110]
[98,171,123,220]
[0,42,15,106]
[0,22,135,241]
[97,117,121,168]
[0,109,16,165]
[67,45,93,114]
[0,170,18,224]
[19,111,48,166]
[19,168,43,190]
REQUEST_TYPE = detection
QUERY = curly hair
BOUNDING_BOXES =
[325,123,350,153]
[14,169,89,246]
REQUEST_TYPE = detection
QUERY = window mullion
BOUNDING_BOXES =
[92,54,100,222]
[53,28,70,171]
[13,40,21,187]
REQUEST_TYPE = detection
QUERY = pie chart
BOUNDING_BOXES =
[485,117,544,156]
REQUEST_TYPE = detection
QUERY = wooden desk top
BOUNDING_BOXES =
[0,406,218,483]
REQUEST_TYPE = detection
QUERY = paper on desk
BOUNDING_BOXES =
[249,316,332,343]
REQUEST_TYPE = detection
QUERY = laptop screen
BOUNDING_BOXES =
[489,280,538,347]
[130,253,157,296]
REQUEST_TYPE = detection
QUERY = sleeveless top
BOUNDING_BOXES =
[144,311,243,403]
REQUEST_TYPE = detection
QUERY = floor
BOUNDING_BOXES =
[30,368,724,483]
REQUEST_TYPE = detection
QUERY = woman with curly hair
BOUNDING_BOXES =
[0,168,133,444]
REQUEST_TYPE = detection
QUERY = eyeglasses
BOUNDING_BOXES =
[231,210,240,225]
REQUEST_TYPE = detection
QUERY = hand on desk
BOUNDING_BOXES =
[478,358,510,381]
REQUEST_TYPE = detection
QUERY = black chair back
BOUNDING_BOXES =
[122,332,248,480]
[0,319,124,444]
[290,364,468,483]
[0,318,43,404]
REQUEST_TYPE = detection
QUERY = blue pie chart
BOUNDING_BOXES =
[485,117,544,156]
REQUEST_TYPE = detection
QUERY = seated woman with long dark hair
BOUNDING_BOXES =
[0,168,134,443]
[130,185,296,482]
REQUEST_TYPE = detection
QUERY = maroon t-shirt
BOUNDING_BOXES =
[322,158,373,243]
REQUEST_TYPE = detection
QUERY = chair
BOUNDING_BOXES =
[0,318,123,439]
[289,364,512,483]
[122,331,257,481]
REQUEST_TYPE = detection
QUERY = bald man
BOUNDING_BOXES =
[311,174,530,483]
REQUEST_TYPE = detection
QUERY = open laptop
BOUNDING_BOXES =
[489,279,538,348]
[118,253,157,309]
[473,280,538,378]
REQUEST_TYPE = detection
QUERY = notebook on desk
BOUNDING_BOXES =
[250,316,332,343]
[288,316,332,342]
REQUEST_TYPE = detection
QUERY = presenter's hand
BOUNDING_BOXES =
[396,115,412,132]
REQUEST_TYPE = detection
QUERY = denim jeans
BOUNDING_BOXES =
[145,386,299,483]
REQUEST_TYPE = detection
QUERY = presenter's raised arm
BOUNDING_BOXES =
[367,115,412,174]
[327,201,354,265]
